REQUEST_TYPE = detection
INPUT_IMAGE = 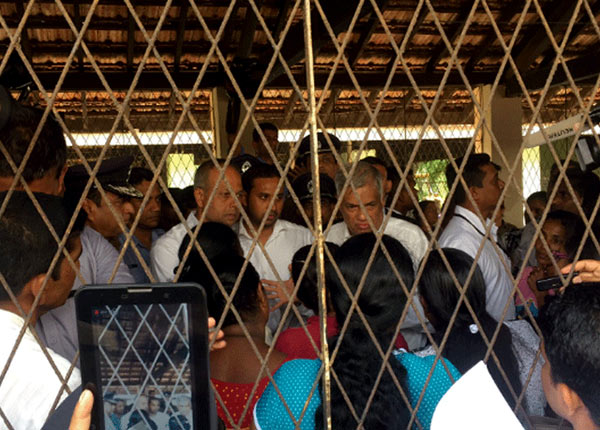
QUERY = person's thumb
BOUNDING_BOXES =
[69,389,94,430]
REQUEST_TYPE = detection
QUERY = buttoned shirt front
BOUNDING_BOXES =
[326,216,428,268]
[439,205,516,321]
[37,226,135,364]
[120,229,165,283]
[325,216,430,350]
[238,219,313,332]
[0,309,81,429]
[151,212,199,282]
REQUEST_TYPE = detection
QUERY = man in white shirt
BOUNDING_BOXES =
[439,153,516,321]
[0,191,82,429]
[38,157,137,364]
[237,164,313,333]
[151,159,245,282]
[326,160,429,349]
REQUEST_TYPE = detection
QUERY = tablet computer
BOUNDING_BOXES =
[75,283,213,430]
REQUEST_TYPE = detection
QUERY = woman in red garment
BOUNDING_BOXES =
[181,252,288,429]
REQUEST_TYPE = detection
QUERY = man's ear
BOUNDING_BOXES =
[193,187,204,210]
[57,165,68,197]
[27,273,50,306]
[558,382,589,422]
[81,198,95,219]
[468,185,482,205]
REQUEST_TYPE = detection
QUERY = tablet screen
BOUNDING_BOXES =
[90,302,194,430]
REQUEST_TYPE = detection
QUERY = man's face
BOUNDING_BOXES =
[340,180,384,235]
[302,198,335,227]
[178,400,191,416]
[46,235,82,310]
[372,164,392,198]
[114,400,126,415]
[254,129,279,161]
[148,399,161,414]
[396,173,418,212]
[527,198,546,222]
[317,152,339,180]
[196,167,244,227]
[472,163,504,216]
[541,343,570,422]
[131,180,161,230]
[550,181,583,215]
[86,191,135,239]
[246,177,284,229]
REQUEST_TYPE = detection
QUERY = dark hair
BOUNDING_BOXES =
[543,210,585,259]
[252,122,278,143]
[290,242,340,314]
[419,248,522,408]
[0,104,67,182]
[386,165,413,207]
[128,167,154,187]
[0,191,70,301]
[445,153,499,206]
[177,221,242,262]
[418,200,437,214]
[526,191,547,205]
[539,284,600,426]
[361,156,387,170]
[241,163,280,194]
[316,234,412,429]
[548,166,600,218]
[180,253,262,327]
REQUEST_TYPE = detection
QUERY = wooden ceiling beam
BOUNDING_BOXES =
[272,0,294,42]
[13,0,32,60]
[506,0,579,80]
[174,3,189,72]
[72,1,85,72]
[425,3,474,73]
[347,0,390,69]
[127,11,135,71]
[33,70,497,91]
[383,6,427,79]
[505,52,600,96]
[465,0,524,73]
[537,0,600,70]
[236,0,264,58]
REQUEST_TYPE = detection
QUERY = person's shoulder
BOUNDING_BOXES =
[275,358,321,378]
[277,219,311,234]
[152,221,187,250]
[325,222,346,243]
[386,216,426,236]
[394,351,461,382]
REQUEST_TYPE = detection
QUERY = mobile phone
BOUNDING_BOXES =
[536,273,579,291]
[75,283,215,430]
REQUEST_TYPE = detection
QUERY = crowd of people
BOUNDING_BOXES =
[0,92,599,430]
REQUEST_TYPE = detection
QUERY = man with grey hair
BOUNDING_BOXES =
[327,160,427,266]
[326,160,430,349]
[151,159,244,282]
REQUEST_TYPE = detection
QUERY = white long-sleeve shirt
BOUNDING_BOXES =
[439,205,516,321]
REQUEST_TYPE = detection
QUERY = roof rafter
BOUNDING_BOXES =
[425,2,474,73]
[174,3,189,72]
[347,0,390,68]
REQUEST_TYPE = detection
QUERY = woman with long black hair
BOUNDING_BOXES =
[418,248,544,415]
[253,234,460,430]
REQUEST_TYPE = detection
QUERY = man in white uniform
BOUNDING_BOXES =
[326,161,429,349]
[237,164,313,333]
[38,157,137,364]
[439,153,516,321]
[0,192,82,429]
[151,159,245,282]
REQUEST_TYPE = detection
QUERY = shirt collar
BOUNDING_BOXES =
[238,219,285,240]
